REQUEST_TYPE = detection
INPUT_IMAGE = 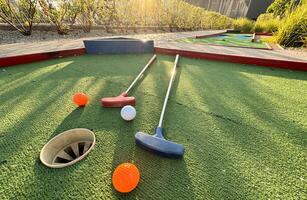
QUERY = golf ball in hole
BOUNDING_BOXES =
[121,106,136,121]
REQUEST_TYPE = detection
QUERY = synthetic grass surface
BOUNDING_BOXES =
[0,54,306,199]
[178,33,268,49]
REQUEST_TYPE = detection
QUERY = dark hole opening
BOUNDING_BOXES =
[55,157,71,163]
[78,142,85,156]
[64,146,77,159]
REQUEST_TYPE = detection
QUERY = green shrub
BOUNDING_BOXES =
[96,0,118,32]
[267,0,290,17]
[232,18,255,33]
[39,0,76,35]
[0,0,234,35]
[253,23,264,33]
[0,0,38,35]
[267,0,301,18]
[264,19,280,33]
[254,13,280,33]
[275,1,307,47]
[72,0,101,33]
[152,0,233,31]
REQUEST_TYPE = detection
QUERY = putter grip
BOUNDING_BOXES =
[154,127,164,139]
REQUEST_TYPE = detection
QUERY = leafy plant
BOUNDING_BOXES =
[97,0,118,32]
[267,0,301,18]
[72,0,100,33]
[39,0,74,35]
[161,0,232,31]
[0,0,38,35]
[275,0,307,47]
[232,18,254,33]
[254,13,280,33]
[1,0,234,34]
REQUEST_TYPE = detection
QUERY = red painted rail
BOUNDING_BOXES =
[0,48,85,67]
[155,47,307,71]
[195,31,227,39]
[1,46,306,71]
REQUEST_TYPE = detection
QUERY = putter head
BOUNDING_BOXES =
[135,127,184,158]
[101,92,135,107]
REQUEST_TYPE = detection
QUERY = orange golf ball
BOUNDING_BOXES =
[73,92,89,106]
[112,163,140,193]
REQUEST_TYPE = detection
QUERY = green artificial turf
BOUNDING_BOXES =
[0,54,306,199]
[178,34,268,49]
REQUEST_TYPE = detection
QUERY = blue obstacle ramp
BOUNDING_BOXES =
[83,38,154,54]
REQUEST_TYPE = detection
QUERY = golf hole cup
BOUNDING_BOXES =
[121,105,136,121]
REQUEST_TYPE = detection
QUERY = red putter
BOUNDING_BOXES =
[101,54,157,107]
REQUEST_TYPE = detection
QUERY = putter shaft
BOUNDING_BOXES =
[158,54,180,127]
[125,54,157,94]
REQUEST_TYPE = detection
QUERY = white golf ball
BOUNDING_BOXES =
[121,105,136,121]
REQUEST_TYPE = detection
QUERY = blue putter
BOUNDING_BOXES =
[135,54,184,159]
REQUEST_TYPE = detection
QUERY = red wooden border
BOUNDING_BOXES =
[255,32,273,36]
[228,31,273,36]
[155,47,307,71]
[196,31,273,39]
[188,42,271,50]
[1,46,306,71]
[0,48,85,67]
[194,31,272,50]
[195,31,227,39]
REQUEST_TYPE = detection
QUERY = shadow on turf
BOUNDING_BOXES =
[163,60,255,198]
[107,56,198,199]
[229,62,307,80]
[0,69,81,163]
[9,77,111,199]
[175,59,306,198]
[49,107,86,139]
[184,57,306,144]
[167,43,307,79]
[200,63,305,146]
[1,55,178,199]
[3,55,304,198]
[0,75,88,198]
[29,60,172,198]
